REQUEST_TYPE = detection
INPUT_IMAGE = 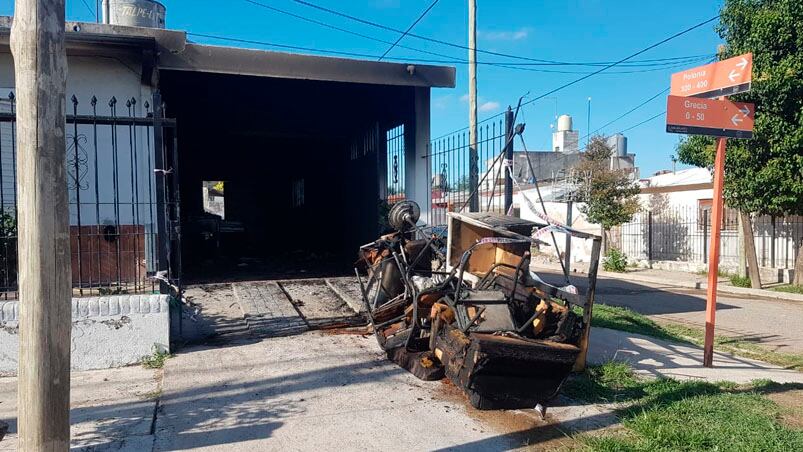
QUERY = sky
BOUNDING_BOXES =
[0,0,725,176]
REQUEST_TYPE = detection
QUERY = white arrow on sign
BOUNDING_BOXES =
[739,105,751,117]
[728,69,742,82]
[736,57,748,70]
[731,114,744,126]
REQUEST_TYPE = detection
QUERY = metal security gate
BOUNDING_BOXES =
[0,90,181,300]
[427,112,513,226]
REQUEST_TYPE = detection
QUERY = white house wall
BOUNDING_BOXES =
[0,52,156,228]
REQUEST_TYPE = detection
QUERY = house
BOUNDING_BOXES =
[616,167,801,281]
[0,14,455,294]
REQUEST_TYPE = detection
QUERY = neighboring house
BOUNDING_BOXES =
[615,167,801,280]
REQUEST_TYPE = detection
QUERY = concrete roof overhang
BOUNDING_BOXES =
[0,17,456,89]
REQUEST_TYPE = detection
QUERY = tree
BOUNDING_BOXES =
[676,0,803,286]
[577,136,640,249]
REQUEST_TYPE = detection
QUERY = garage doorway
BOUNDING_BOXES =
[160,71,415,283]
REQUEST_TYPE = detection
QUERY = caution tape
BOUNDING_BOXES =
[477,237,531,245]
[502,160,569,230]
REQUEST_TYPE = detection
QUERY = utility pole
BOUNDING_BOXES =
[586,96,592,149]
[11,0,72,449]
[503,107,514,213]
[467,0,479,212]
[564,200,573,271]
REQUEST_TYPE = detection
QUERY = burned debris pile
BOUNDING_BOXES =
[356,201,601,410]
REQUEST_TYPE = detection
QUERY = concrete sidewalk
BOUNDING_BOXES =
[1,326,801,450]
[535,261,803,302]
[589,327,803,384]
[0,365,160,450]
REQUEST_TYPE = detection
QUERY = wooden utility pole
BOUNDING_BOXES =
[467,0,479,212]
[11,0,72,449]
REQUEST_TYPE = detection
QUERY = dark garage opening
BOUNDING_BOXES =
[160,71,415,283]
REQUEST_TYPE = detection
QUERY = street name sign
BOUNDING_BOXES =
[666,95,754,139]
[670,53,753,98]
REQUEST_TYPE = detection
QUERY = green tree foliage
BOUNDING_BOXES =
[577,136,640,231]
[676,0,803,216]
[677,0,803,285]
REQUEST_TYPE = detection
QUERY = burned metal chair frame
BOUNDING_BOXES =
[444,212,602,369]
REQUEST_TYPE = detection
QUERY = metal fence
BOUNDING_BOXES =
[618,206,803,269]
[427,111,513,226]
[0,91,181,300]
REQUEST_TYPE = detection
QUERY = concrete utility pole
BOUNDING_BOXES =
[467,0,479,212]
[11,0,72,449]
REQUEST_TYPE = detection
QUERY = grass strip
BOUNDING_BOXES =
[565,362,803,451]
[772,284,803,295]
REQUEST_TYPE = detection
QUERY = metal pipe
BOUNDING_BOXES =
[102,0,110,24]
[461,306,486,333]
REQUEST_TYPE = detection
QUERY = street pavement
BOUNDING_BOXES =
[533,264,803,354]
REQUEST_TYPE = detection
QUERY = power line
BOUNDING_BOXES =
[619,110,666,133]
[493,57,711,75]
[434,14,719,139]
[240,0,462,62]
[188,32,711,75]
[243,0,715,69]
[79,0,95,17]
[290,0,569,64]
[581,87,669,139]
[520,15,718,108]
[380,0,440,61]
[292,0,713,67]
[187,32,384,59]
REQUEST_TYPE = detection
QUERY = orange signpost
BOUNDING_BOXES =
[666,53,755,368]
[666,95,754,139]
[670,53,753,98]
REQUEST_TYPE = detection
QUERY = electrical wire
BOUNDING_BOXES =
[432,14,719,139]
[187,32,711,75]
[619,110,667,133]
[379,0,440,61]
[253,0,712,68]
[240,0,463,62]
[291,0,716,67]
[493,57,711,75]
[79,0,95,17]
[581,87,669,140]
[187,32,386,59]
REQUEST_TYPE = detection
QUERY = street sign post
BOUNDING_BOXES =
[666,95,754,139]
[670,53,753,98]
[666,52,755,368]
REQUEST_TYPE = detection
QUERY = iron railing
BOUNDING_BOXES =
[427,113,512,226]
[0,91,180,300]
[618,206,803,269]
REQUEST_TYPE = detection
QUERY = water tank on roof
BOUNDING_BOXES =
[607,133,628,157]
[557,114,573,132]
[103,0,166,29]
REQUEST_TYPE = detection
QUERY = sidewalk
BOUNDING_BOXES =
[536,261,803,302]
[1,327,801,450]
[0,365,160,450]
[589,327,803,384]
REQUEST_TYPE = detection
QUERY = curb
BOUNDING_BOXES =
[595,270,803,303]
[532,263,803,303]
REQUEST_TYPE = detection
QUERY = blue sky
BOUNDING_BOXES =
[1,0,724,176]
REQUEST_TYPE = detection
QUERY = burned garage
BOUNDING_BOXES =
[156,40,454,282]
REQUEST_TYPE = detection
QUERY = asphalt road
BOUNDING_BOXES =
[537,269,803,354]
